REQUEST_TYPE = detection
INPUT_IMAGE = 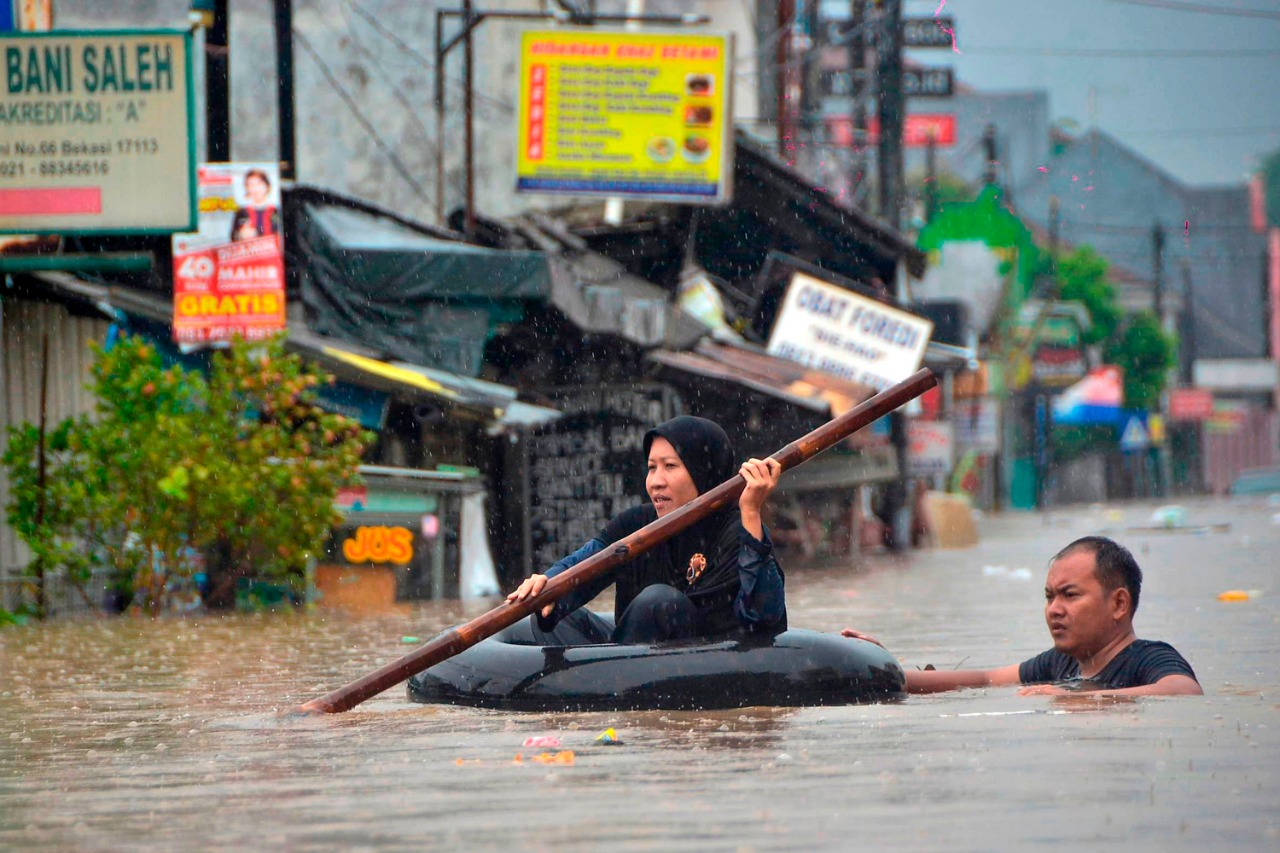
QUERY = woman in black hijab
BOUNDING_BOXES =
[506,416,787,644]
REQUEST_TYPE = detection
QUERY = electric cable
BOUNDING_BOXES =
[293,28,438,213]
[1101,0,1280,21]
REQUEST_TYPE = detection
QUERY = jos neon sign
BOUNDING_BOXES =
[341,526,414,565]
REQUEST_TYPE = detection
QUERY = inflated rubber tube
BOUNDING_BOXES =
[407,616,905,712]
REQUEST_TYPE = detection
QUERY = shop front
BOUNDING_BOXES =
[315,466,499,608]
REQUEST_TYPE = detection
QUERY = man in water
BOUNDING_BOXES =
[842,536,1202,696]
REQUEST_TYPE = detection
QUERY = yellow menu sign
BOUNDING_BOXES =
[516,30,733,204]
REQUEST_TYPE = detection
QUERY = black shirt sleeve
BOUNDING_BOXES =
[1104,640,1197,688]
[1020,640,1198,689]
[1019,649,1077,685]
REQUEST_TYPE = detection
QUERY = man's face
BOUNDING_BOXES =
[1043,549,1126,659]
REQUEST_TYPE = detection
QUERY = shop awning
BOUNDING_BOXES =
[924,341,979,372]
[287,187,552,377]
[649,339,875,416]
[25,270,558,429]
[773,444,899,492]
[288,331,559,427]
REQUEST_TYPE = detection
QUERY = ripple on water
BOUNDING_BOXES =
[1,500,1278,850]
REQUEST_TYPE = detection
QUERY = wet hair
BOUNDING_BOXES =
[244,168,271,188]
[1053,536,1143,614]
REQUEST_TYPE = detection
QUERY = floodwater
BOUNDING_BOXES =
[2,498,1277,852]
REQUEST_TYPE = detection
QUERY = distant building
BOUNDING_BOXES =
[905,89,1053,202]
[1017,128,1267,365]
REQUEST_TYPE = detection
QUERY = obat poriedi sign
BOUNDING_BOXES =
[0,30,195,234]
[767,272,933,391]
[516,29,734,204]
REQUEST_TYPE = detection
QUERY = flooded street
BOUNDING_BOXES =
[2,496,1277,852]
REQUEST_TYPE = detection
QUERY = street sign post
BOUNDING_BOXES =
[902,17,956,49]
[903,67,953,98]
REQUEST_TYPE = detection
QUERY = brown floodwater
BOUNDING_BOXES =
[2,497,1277,851]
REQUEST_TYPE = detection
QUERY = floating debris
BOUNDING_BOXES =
[1150,505,1187,528]
[522,735,561,748]
[594,727,623,745]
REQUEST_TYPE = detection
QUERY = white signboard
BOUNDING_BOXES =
[908,420,954,477]
[0,30,195,234]
[766,271,933,390]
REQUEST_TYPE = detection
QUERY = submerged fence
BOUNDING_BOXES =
[0,566,113,618]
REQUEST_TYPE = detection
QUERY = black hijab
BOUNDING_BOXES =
[597,416,743,628]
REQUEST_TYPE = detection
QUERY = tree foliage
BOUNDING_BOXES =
[2,334,373,617]
[1054,246,1121,345]
[1048,248,1176,461]
[1106,311,1177,412]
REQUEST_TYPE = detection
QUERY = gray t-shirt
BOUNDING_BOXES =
[1019,639,1197,690]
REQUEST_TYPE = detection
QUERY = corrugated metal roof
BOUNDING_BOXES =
[649,339,875,416]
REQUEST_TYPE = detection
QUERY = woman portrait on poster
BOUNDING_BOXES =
[230,168,281,244]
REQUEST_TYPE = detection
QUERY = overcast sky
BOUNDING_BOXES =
[906,0,1280,186]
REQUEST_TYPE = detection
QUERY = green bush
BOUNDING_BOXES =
[2,334,373,617]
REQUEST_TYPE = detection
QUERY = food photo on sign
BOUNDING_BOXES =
[515,30,734,203]
[171,163,287,347]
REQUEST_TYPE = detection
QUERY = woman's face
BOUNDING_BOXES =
[646,436,699,517]
[245,174,270,204]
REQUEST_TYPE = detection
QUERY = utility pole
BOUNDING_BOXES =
[1152,221,1171,496]
[777,0,795,158]
[1180,258,1196,380]
[848,0,870,204]
[274,0,297,180]
[982,123,998,186]
[1153,221,1166,329]
[463,0,477,238]
[873,0,911,549]
[924,130,937,222]
[206,0,230,162]
[800,0,821,159]
[876,0,903,228]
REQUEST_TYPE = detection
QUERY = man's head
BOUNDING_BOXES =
[1043,537,1143,659]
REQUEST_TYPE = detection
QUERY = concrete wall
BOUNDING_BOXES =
[0,296,110,601]
[54,1,760,226]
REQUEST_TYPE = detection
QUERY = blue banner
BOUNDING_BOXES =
[313,382,390,430]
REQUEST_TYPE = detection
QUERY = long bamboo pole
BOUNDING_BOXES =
[299,368,937,713]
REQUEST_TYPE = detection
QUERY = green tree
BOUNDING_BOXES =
[1106,311,1177,412]
[1046,249,1176,462]
[3,334,373,617]
[195,338,372,607]
[1054,246,1121,345]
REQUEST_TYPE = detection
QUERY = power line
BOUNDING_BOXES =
[1114,125,1280,137]
[293,28,437,212]
[1102,0,1280,20]
[343,0,516,113]
[958,46,1280,58]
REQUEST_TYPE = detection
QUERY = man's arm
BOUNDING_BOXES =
[904,663,1022,694]
[1018,674,1203,697]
